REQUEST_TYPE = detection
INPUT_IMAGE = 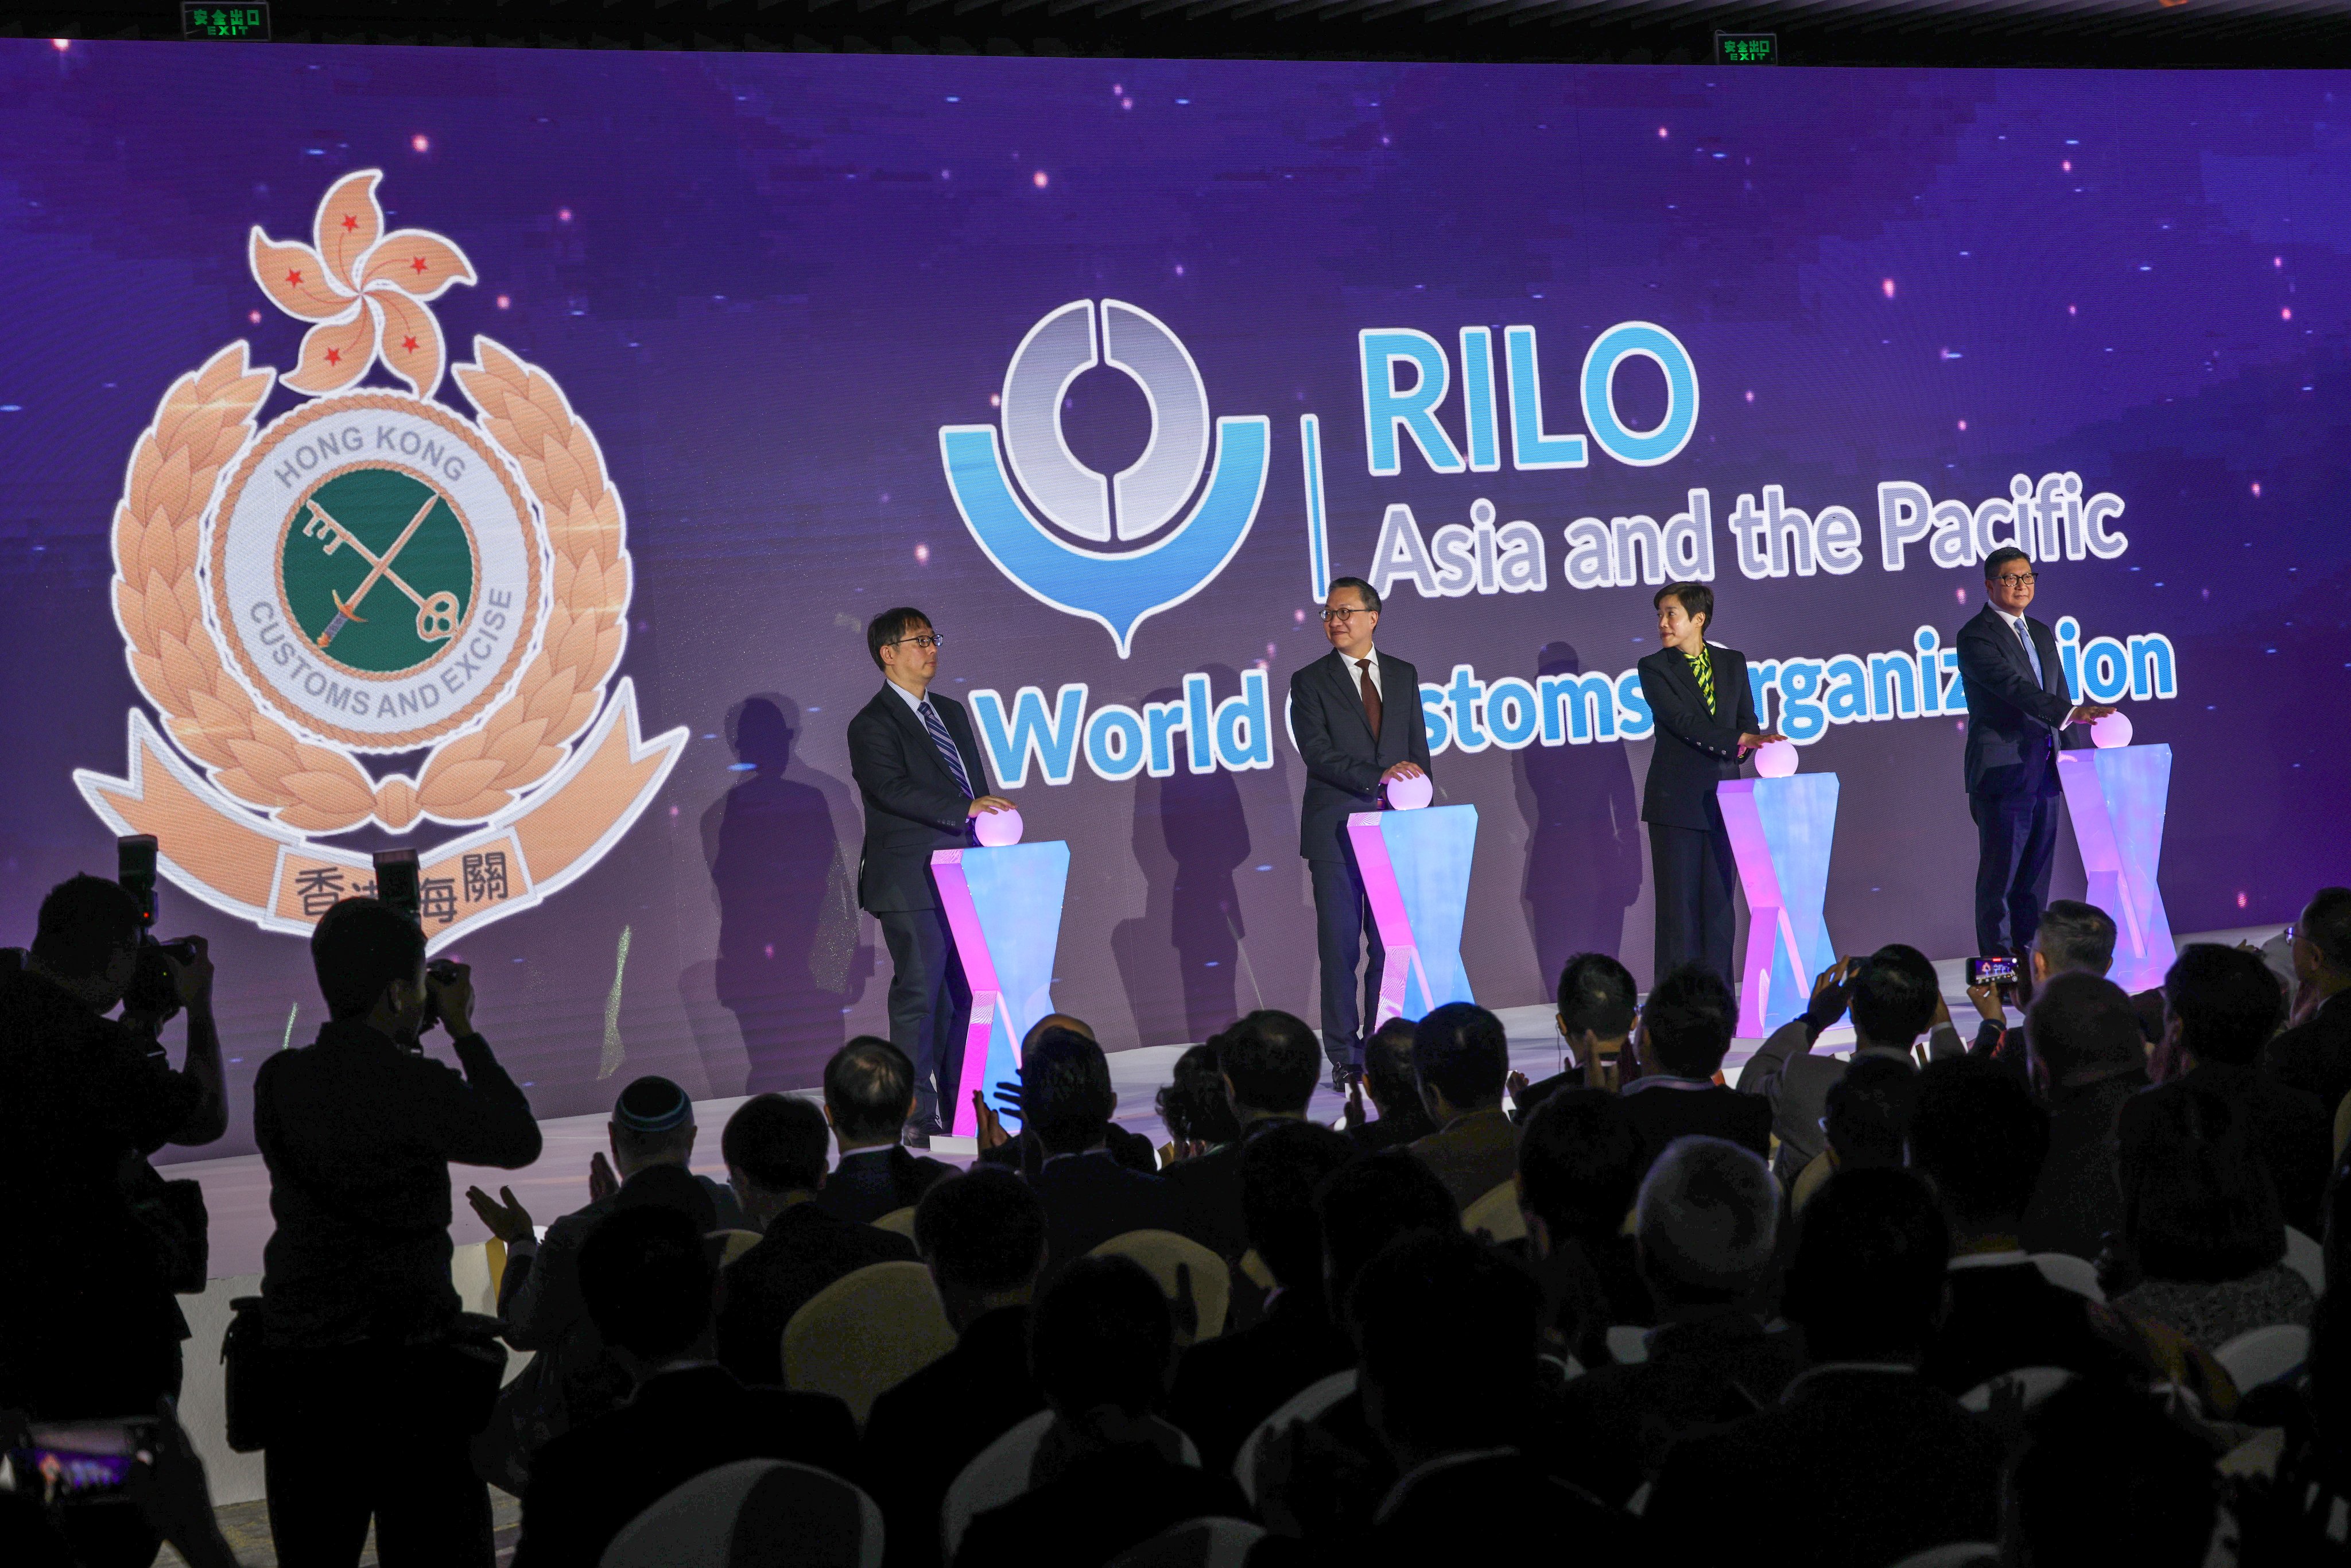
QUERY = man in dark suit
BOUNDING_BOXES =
[713,1093,915,1388]
[816,1038,955,1225]
[2020,973,2151,1261]
[2267,886,2351,1115]
[848,606,1015,1142]
[1342,1017,1436,1151]
[1619,964,1772,1174]
[1288,576,1432,1086]
[1162,1009,1321,1259]
[1022,1027,1194,1273]
[1636,581,1780,989]
[863,1169,1047,1568]
[1956,546,2117,959]
[512,1206,856,1568]
[1405,1002,1519,1211]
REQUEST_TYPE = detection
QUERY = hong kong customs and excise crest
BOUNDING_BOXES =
[77,170,687,948]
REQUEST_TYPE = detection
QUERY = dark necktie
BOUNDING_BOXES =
[918,700,973,798]
[1357,657,1383,739]
[1688,645,1716,715]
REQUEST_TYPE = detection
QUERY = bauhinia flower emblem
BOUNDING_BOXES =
[249,169,475,399]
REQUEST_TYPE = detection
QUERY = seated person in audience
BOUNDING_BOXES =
[715,1093,915,1387]
[1648,1169,2004,1568]
[816,1037,956,1224]
[1965,898,2123,1061]
[2111,1082,2315,1355]
[975,1014,1158,1176]
[2020,972,2152,1261]
[513,1206,856,1568]
[1405,1002,1519,1210]
[1163,1009,1323,1258]
[1907,1058,2149,1395]
[2267,886,2351,1112]
[1619,964,1771,1171]
[2003,1380,2217,1568]
[955,1256,1247,1568]
[864,1170,1049,1568]
[1738,944,1950,1181]
[1510,951,1640,1114]
[1154,1041,1244,1166]
[1514,1088,1654,1355]
[1546,1135,1800,1506]
[1167,1121,1361,1473]
[2143,944,2329,1237]
[1343,1016,1436,1151]
[1818,1054,1918,1175]
[1022,1026,1195,1273]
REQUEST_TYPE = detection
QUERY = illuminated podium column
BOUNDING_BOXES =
[930,833,1069,1139]
[1718,767,1840,1037]
[1345,801,1478,1030]
[2058,737,2177,993]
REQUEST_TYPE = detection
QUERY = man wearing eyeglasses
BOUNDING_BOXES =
[1956,547,2116,967]
[1289,577,1431,1090]
[848,607,1016,1144]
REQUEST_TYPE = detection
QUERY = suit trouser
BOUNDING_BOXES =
[877,905,971,1125]
[1650,820,1736,991]
[1971,789,2061,957]
[1310,851,1386,1068]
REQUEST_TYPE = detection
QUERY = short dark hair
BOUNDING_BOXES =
[1363,1018,1427,1127]
[2010,1381,2217,1568]
[1653,580,1713,630]
[1023,1026,1116,1156]
[1846,944,1939,1047]
[823,1037,916,1142]
[611,1075,695,1166]
[1412,1002,1509,1109]
[721,1093,829,1195]
[1517,1088,1642,1238]
[914,1168,1045,1293]
[1030,1255,1171,1416]
[1783,1167,1948,1361]
[2120,1082,2284,1282]
[1326,575,1381,614]
[2026,972,2146,1084]
[1241,1121,1360,1292]
[2303,887,2351,976]
[580,1205,713,1361]
[1154,1044,1243,1146]
[866,606,932,669]
[2164,944,2284,1068]
[1906,1057,2048,1226]
[32,874,145,979]
[1635,1135,1780,1303]
[1983,544,2031,581]
[1642,964,1737,1078]
[1316,1151,1459,1312]
[2034,899,2117,977]
[1350,1232,1539,1453]
[309,896,426,1020]
[1823,1055,1918,1169]
[1219,1010,1321,1115]
[1556,952,1638,1041]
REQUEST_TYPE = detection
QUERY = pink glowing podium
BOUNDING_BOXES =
[930,840,1069,1139]
[1346,803,1478,1030]
[2058,743,2176,993]
[1718,774,1840,1037]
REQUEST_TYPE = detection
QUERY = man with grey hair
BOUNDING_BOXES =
[1965,898,2119,1055]
[1541,1135,1802,1507]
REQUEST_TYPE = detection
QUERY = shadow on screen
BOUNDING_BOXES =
[1515,641,1642,984]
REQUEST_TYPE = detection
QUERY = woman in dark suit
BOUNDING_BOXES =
[1635,583,1782,989]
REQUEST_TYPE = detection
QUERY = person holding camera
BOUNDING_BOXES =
[250,896,541,1567]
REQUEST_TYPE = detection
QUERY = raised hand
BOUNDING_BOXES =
[588,1151,619,1203]
[465,1184,536,1245]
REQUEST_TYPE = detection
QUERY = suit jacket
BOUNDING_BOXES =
[1165,1287,1353,1477]
[848,684,992,914]
[716,1201,918,1387]
[862,1306,1042,1568]
[1955,604,2078,798]
[1618,1080,1773,1175]
[511,1364,856,1568]
[816,1144,956,1226]
[1370,1450,1640,1567]
[1027,1149,1196,1277]
[1635,643,1761,830]
[1648,1366,2004,1568]
[1289,647,1432,861]
[1161,1117,1302,1260]
[2266,989,2351,1123]
[1923,1257,2144,1396]
[1406,1107,1520,1212]
[2021,1064,2148,1261]
[2119,1063,2330,1237]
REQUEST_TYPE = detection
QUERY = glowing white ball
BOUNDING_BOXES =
[1753,740,1799,779]
[1386,771,1433,811]
[2092,711,2134,750]
[973,807,1025,847]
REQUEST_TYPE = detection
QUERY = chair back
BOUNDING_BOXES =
[2028,1252,2105,1302]
[1604,1324,1650,1365]
[1232,1368,1356,1504]
[1789,1149,1836,1216]
[782,1260,955,1427]
[2334,1088,2351,1165]
[1108,1517,1268,1568]
[1461,1179,1526,1244]
[600,1458,883,1568]
[2284,1226,2326,1297]
[2215,1324,2311,1394]
[1957,1365,2076,1414]
[709,1228,762,1268]
[945,1410,1202,1562]
[1090,1230,1231,1342]
[1883,1547,1999,1568]
[871,1205,920,1241]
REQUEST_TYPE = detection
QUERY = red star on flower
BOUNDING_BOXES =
[410,255,429,274]
[401,335,419,352]
[286,268,303,285]
[324,347,342,364]
[340,213,358,231]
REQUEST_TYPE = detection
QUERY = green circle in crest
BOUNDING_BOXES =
[282,468,474,676]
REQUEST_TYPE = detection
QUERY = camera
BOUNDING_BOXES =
[117,836,192,1028]
[2,1416,160,1506]
[1966,954,2020,990]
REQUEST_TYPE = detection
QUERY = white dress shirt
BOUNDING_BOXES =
[1347,644,1384,701]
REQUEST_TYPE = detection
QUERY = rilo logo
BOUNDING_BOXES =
[76,171,687,949]
[940,300,1270,658]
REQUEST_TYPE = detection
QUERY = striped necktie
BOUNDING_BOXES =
[1687,645,1716,714]
[918,700,973,798]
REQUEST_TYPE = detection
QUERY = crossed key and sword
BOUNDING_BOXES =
[298,496,463,650]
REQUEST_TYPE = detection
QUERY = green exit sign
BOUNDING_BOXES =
[1715,32,1779,64]
[183,2,270,38]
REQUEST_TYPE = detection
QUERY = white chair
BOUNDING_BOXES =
[871,1205,919,1243]
[1604,1324,1650,1365]
[1884,1546,1999,1568]
[945,1410,1201,1562]
[2215,1324,2311,1393]
[1231,1368,1356,1505]
[782,1262,956,1427]
[1461,1179,1526,1244]
[1957,1366,2075,1414]
[600,1458,882,1568]
[1107,1517,1268,1568]
[2028,1252,2105,1302]
[2284,1226,2326,1297]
